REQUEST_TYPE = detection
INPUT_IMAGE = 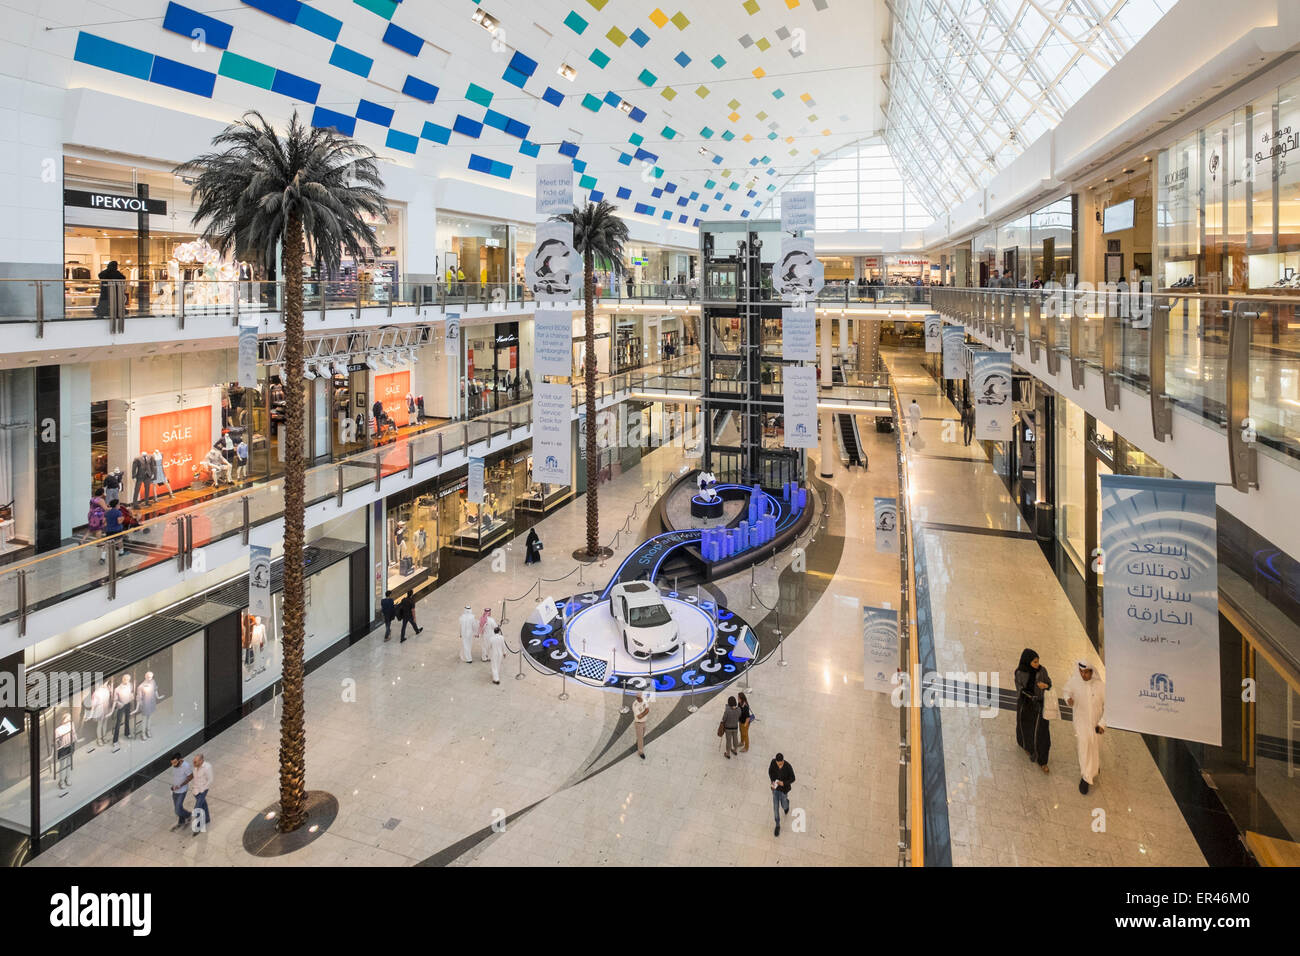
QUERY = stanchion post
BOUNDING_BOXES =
[558,673,569,701]
[515,642,525,680]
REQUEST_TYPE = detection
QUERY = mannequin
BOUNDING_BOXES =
[53,712,76,789]
[416,395,425,421]
[244,615,267,679]
[86,681,113,746]
[134,672,159,739]
[406,392,415,415]
[152,449,175,498]
[103,467,123,506]
[111,673,133,749]
[204,446,231,485]
[131,452,154,505]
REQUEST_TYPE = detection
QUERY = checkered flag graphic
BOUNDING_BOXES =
[576,655,609,682]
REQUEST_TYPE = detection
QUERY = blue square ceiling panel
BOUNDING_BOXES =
[162,3,233,49]
[382,22,423,55]
[150,56,216,97]
[402,75,438,102]
[356,99,394,126]
[271,69,319,103]
[330,44,373,77]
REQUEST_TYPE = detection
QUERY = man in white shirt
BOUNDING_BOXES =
[632,692,650,760]
[907,399,922,439]
[459,606,476,663]
[488,626,507,684]
[189,753,214,830]
[168,753,193,829]
[1064,660,1106,795]
[478,608,498,662]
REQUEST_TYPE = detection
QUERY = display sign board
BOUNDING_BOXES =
[468,457,485,503]
[874,497,898,553]
[64,188,166,215]
[862,605,899,694]
[531,383,572,484]
[525,221,577,303]
[1100,475,1221,745]
[941,324,966,380]
[782,365,818,448]
[238,317,259,388]
[971,351,1013,441]
[375,369,412,428]
[140,405,212,491]
[533,307,573,377]
[923,313,942,353]
[781,307,816,362]
[249,545,272,617]
[780,190,816,233]
[536,163,575,217]
[773,237,824,303]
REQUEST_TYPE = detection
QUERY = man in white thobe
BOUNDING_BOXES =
[478,608,498,662]
[1064,660,1106,795]
[488,626,507,684]
[458,606,476,664]
[907,399,922,439]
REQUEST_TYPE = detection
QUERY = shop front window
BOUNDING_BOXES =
[1056,397,1087,575]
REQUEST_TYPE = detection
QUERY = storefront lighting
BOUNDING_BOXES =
[407,347,419,364]
[315,362,332,379]
[557,62,577,82]
[332,359,349,376]
[302,364,317,381]
[364,353,380,370]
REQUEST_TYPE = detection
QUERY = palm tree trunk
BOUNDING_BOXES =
[584,251,599,557]
[278,214,308,832]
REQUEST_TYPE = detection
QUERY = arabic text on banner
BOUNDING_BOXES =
[533,307,573,378]
[972,350,1013,441]
[941,324,966,380]
[536,163,574,217]
[780,190,815,233]
[782,365,818,448]
[1100,475,1221,746]
[531,383,572,484]
[781,307,817,362]
[249,545,272,617]
[238,317,259,388]
[874,496,898,553]
[862,605,899,694]
[923,314,942,354]
[468,457,485,504]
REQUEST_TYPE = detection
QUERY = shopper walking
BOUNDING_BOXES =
[632,692,650,759]
[907,398,922,439]
[768,753,796,836]
[380,591,397,641]
[737,692,754,753]
[459,605,476,663]
[189,753,213,830]
[95,260,126,319]
[524,528,543,565]
[478,607,497,661]
[168,752,193,829]
[961,402,974,446]
[1063,660,1106,794]
[85,490,108,557]
[488,625,507,684]
[398,592,423,642]
[1014,648,1052,772]
[720,696,741,758]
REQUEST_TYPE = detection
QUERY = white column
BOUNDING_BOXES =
[838,315,848,365]
[819,312,834,477]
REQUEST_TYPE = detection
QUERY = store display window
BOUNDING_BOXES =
[515,452,570,514]
[387,494,439,595]
[448,457,515,553]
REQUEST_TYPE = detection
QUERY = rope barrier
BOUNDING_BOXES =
[540,565,579,583]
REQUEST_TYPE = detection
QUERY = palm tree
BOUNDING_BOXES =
[177,111,386,832]
[559,201,628,558]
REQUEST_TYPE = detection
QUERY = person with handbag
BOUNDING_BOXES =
[524,528,544,565]
[737,692,754,753]
[1014,647,1052,772]
[719,696,741,758]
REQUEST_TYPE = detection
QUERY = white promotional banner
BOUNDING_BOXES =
[533,307,572,378]
[941,324,966,380]
[531,383,572,484]
[781,307,816,361]
[445,313,461,417]
[773,237,824,303]
[249,545,272,617]
[874,497,898,553]
[780,190,815,233]
[444,313,461,350]
[536,163,574,217]
[525,221,577,303]
[1100,475,1221,746]
[862,605,899,694]
[972,350,1013,441]
[468,457,485,503]
[782,365,818,448]
[238,317,259,388]
[923,313,942,353]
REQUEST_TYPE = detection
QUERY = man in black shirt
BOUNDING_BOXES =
[381,591,397,641]
[768,752,796,836]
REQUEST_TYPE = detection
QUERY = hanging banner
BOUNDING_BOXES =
[782,365,818,448]
[780,190,816,233]
[781,307,816,362]
[874,497,898,553]
[971,350,1012,441]
[444,313,461,350]
[238,317,259,388]
[1100,475,1221,746]
[941,324,965,380]
[923,314,942,354]
[862,605,899,694]
[531,383,572,484]
[525,221,577,303]
[533,307,573,378]
[249,545,272,617]
[536,163,574,217]
[773,237,824,303]
[468,457,485,503]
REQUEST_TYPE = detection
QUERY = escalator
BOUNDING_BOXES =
[830,364,865,466]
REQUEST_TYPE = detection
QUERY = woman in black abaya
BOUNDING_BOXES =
[1015,647,1052,771]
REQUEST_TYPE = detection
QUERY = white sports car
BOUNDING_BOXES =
[609,581,680,659]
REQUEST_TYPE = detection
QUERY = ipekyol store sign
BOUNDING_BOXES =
[64,188,167,216]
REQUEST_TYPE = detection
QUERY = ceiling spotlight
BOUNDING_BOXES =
[315,362,332,379]
[471,8,499,32]
[407,347,419,364]
[618,100,633,114]
[364,353,380,371]
[698,147,711,157]
[332,358,349,376]
[557,62,577,82]
[301,364,317,381]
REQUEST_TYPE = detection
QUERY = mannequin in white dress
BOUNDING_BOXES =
[247,616,267,677]
[153,449,175,498]
[134,672,159,740]
[86,682,113,746]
